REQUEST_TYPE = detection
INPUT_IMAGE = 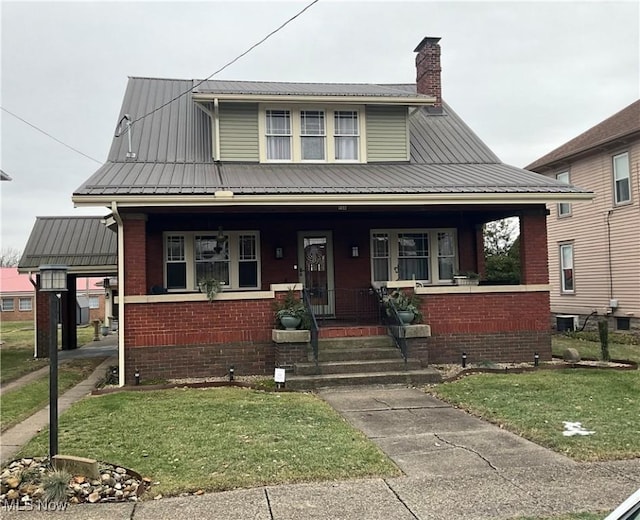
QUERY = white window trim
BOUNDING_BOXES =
[19,297,33,311]
[1,298,15,311]
[370,228,458,285]
[88,296,100,309]
[259,104,367,163]
[613,151,631,206]
[556,171,572,217]
[164,231,261,292]
[559,243,574,294]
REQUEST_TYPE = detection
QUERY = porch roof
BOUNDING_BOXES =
[18,216,117,275]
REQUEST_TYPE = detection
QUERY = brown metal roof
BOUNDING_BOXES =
[19,217,117,273]
[527,99,640,171]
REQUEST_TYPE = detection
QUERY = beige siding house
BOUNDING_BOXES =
[528,100,640,332]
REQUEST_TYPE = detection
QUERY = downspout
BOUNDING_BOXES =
[606,210,613,303]
[111,201,126,387]
[28,272,37,358]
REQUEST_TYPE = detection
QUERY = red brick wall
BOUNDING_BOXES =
[420,291,551,363]
[0,297,34,321]
[520,212,549,285]
[123,219,147,295]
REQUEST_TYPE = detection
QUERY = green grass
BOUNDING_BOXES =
[18,387,400,496]
[1,358,105,432]
[552,333,640,363]
[429,369,640,461]
[0,320,98,384]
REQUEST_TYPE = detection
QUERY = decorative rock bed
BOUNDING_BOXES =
[0,457,149,505]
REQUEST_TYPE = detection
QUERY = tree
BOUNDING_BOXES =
[483,219,520,284]
[0,247,22,267]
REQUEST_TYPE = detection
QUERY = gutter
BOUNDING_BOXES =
[111,201,126,387]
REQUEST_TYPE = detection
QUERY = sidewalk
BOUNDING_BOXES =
[2,385,638,519]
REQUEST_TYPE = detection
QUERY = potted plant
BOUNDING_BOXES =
[453,271,480,286]
[198,276,223,301]
[274,288,309,330]
[384,290,422,324]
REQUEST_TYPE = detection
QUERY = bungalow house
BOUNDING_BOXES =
[527,100,640,332]
[71,37,591,385]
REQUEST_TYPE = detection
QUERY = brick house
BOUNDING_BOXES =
[527,100,640,332]
[71,37,591,385]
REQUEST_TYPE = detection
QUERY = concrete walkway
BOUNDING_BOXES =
[2,385,638,519]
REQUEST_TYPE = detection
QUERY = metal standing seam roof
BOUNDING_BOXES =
[18,217,117,272]
[74,76,592,199]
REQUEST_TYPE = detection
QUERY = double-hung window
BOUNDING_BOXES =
[19,298,33,311]
[88,296,99,309]
[1,298,14,311]
[613,152,631,205]
[334,111,359,161]
[371,229,457,284]
[556,172,571,217]
[266,110,291,161]
[300,110,325,160]
[560,243,574,293]
[164,232,260,291]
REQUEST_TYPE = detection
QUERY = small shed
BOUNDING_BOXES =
[76,295,90,325]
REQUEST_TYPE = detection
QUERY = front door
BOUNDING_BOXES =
[298,231,335,317]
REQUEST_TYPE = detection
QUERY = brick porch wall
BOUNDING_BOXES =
[420,291,551,363]
[123,298,275,383]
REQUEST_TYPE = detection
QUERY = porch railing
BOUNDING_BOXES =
[305,287,380,324]
[302,289,319,366]
[373,286,408,366]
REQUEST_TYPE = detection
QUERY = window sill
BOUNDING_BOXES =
[121,290,275,305]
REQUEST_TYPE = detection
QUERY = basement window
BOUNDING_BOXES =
[616,317,631,331]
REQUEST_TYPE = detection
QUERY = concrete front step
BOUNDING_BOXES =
[316,347,402,362]
[286,368,442,390]
[318,336,394,350]
[296,358,421,376]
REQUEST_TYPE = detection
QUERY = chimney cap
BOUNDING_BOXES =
[414,37,441,53]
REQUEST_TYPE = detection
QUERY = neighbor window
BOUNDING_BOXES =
[613,152,631,204]
[334,111,359,160]
[88,296,100,309]
[164,231,260,291]
[560,243,574,293]
[19,298,32,311]
[266,110,291,161]
[371,229,457,284]
[1,298,14,311]
[556,172,571,216]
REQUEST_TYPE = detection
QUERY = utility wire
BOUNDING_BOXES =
[130,0,321,127]
[1,106,102,164]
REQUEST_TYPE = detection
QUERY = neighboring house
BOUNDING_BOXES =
[527,100,640,333]
[71,37,591,384]
[0,267,107,323]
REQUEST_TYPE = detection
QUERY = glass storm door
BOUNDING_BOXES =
[298,231,335,316]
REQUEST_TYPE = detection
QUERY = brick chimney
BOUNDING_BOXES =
[414,36,442,112]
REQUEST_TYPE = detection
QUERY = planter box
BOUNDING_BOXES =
[454,276,480,286]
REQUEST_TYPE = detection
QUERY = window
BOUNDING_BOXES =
[613,152,631,204]
[88,296,100,309]
[262,106,363,163]
[300,110,325,160]
[556,172,571,216]
[266,110,291,160]
[616,317,630,331]
[19,298,32,311]
[164,231,260,291]
[371,229,457,284]
[1,298,14,311]
[560,243,574,293]
[334,111,359,161]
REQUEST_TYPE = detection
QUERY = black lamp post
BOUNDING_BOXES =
[39,264,68,459]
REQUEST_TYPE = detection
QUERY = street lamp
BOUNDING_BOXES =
[39,264,68,459]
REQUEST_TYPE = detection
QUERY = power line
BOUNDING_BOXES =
[1,106,102,164]
[130,0,321,127]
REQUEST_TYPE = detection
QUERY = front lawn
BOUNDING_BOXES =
[17,387,400,496]
[552,333,640,363]
[429,369,640,461]
[1,358,106,432]
[0,320,98,383]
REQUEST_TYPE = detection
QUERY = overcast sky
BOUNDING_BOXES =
[1,0,638,254]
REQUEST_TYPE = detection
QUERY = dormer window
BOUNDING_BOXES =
[266,110,291,161]
[301,110,325,160]
[334,111,359,161]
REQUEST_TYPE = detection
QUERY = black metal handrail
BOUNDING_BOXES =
[372,285,408,366]
[302,289,319,366]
